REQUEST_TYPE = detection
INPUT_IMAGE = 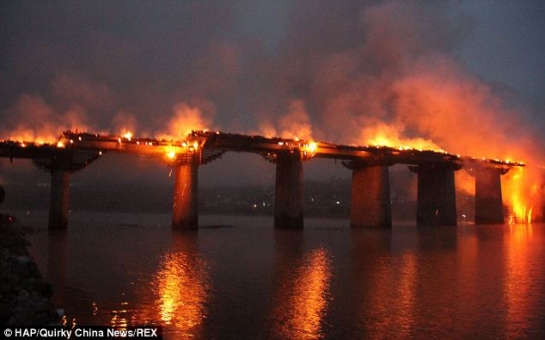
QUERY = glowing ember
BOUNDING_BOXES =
[122,131,133,141]
[165,147,177,160]
[304,141,318,156]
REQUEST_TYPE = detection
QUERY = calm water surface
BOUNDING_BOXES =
[17,211,545,339]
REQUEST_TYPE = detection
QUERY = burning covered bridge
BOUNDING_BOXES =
[0,130,524,230]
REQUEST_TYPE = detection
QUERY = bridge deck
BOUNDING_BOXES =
[0,130,523,169]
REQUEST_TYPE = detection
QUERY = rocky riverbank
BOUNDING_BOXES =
[0,214,59,325]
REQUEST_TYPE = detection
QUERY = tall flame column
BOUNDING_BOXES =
[412,164,457,227]
[349,162,392,228]
[48,168,71,230]
[475,167,505,224]
[172,162,199,230]
[274,151,304,229]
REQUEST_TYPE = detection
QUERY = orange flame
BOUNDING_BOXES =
[505,167,540,224]
[121,131,133,141]
[166,149,177,160]
[258,99,314,142]
[157,101,214,141]
[362,122,444,152]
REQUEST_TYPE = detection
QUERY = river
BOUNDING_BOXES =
[15,211,545,339]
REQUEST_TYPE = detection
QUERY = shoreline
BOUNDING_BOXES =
[0,214,59,326]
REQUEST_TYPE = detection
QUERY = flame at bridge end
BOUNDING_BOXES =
[505,166,541,224]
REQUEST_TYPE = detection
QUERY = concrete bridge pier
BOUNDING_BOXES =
[40,150,101,230]
[475,167,505,224]
[172,163,199,230]
[274,151,304,229]
[412,164,457,227]
[349,162,392,228]
[48,169,71,230]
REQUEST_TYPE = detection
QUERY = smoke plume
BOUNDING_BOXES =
[0,0,543,220]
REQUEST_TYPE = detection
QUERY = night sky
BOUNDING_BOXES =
[1,0,545,188]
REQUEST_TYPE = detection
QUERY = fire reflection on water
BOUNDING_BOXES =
[504,224,533,338]
[394,252,417,335]
[110,300,131,330]
[153,251,209,334]
[272,248,331,339]
[130,235,209,338]
[366,251,417,339]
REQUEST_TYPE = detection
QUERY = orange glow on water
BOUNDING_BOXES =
[273,248,331,339]
[364,250,417,339]
[504,224,534,337]
[154,252,208,334]
[294,249,330,337]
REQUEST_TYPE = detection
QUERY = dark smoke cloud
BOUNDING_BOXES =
[0,0,545,219]
[0,1,541,141]
[0,1,544,204]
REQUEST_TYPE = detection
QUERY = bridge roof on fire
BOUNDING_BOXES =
[0,130,524,170]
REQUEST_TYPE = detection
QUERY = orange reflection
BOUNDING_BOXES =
[366,251,417,338]
[395,252,417,335]
[110,300,131,330]
[272,248,331,339]
[154,252,208,334]
[504,224,533,337]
